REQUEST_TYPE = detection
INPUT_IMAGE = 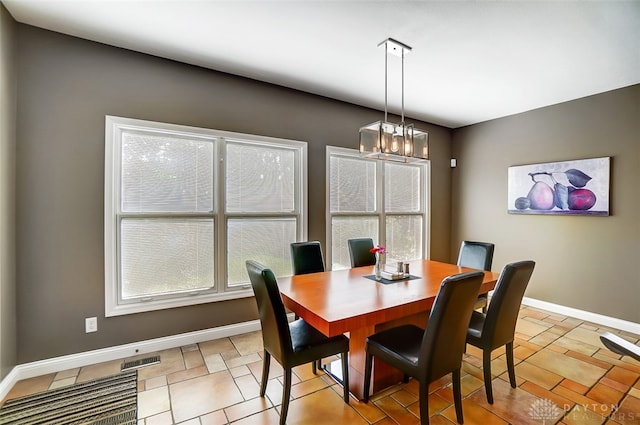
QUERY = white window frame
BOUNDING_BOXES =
[105,116,307,316]
[325,146,430,269]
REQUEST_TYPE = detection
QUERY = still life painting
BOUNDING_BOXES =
[508,157,610,216]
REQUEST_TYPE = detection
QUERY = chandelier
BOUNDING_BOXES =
[359,38,429,162]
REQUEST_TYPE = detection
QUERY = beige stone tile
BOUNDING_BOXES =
[54,368,79,380]
[231,407,281,425]
[390,389,418,407]
[221,349,241,362]
[145,410,174,425]
[181,344,199,352]
[513,344,537,360]
[290,375,329,399]
[554,335,600,356]
[199,409,229,425]
[248,358,283,382]
[460,373,484,396]
[565,327,605,347]
[230,364,252,378]
[225,396,272,422]
[516,318,551,338]
[515,360,564,389]
[628,387,640,399]
[349,398,388,423]
[374,393,420,424]
[529,330,562,347]
[440,398,509,425]
[528,349,607,387]
[264,377,285,406]
[138,385,171,419]
[285,388,367,424]
[169,370,244,423]
[231,330,264,356]
[76,360,122,382]
[137,348,186,381]
[49,377,76,389]
[199,338,236,356]
[167,364,208,384]
[183,349,204,369]
[235,373,261,400]
[203,353,227,374]
[145,375,167,390]
[226,353,262,369]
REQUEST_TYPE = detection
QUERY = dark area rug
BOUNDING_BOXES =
[0,370,137,425]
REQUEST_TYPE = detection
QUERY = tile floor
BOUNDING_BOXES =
[4,305,640,425]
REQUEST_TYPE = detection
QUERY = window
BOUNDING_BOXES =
[327,146,429,270]
[105,116,306,316]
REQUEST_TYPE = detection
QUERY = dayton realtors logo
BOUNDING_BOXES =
[528,399,562,424]
[528,398,634,423]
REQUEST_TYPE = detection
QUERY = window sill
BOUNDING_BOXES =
[105,288,255,317]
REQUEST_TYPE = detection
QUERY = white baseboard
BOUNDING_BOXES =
[521,297,640,335]
[0,319,265,401]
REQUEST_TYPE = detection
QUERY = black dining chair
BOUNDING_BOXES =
[457,240,495,312]
[363,271,485,425]
[347,238,376,268]
[290,241,326,373]
[246,260,350,425]
[600,332,640,362]
[290,241,325,275]
[466,260,535,404]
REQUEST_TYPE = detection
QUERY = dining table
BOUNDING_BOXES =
[276,259,500,401]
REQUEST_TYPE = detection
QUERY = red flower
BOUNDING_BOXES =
[369,245,387,255]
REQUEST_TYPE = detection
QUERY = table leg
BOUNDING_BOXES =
[346,312,430,401]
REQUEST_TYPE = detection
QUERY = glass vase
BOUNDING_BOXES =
[374,255,382,280]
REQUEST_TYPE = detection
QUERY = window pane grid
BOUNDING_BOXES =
[226,142,296,213]
[330,155,377,213]
[121,131,214,213]
[119,218,215,301]
[106,116,306,316]
[227,218,297,286]
[328,147,428,270]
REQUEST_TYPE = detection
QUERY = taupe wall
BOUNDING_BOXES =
[13,24,452,363]
[452,85,640,323]
[0,4,17,379]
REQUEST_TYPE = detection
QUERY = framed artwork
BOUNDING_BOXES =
[508,157,610,216]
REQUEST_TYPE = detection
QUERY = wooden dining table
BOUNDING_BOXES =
[276,259,500,400]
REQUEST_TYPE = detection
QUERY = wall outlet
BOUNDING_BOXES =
[85,317,98,333]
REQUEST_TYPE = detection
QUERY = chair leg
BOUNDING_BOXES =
[312,359,317,374]
[363,352,373,403]
[280,368,292,425]
[506,342,516,388]
[482,349,494,404]
[260,350,270,397]
[341,351,350,404]
[452,369,464,424]
[418,381,430,425]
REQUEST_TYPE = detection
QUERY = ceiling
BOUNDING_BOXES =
[3,0,639,128]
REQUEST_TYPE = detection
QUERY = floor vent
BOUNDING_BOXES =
[121,355,160,371]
